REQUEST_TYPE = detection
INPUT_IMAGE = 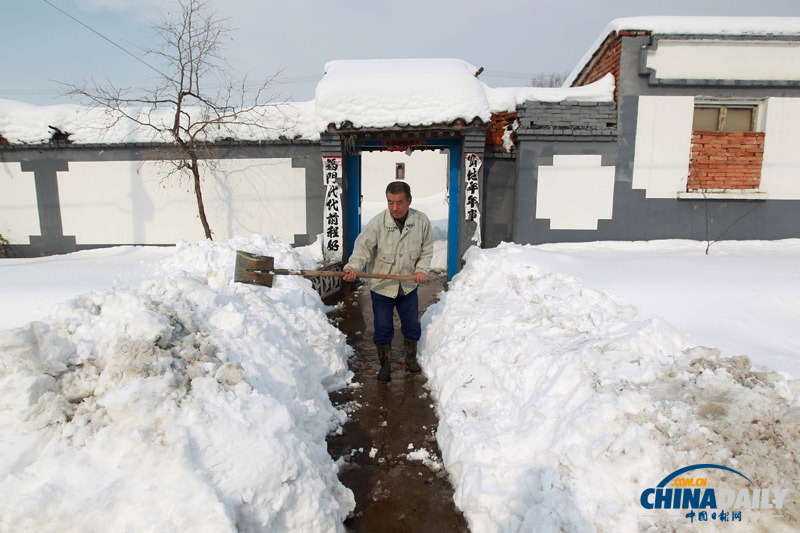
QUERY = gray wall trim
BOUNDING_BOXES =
[484,147,515,159]
[481,154,516,247]
[20,160,77,255]
[319,133,343,158]
[516,133,617,142]
[291,154,324,247]
[0,139,317,154]
[0,143,322,163]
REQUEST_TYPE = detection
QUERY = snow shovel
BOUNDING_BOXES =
[234,250,416,287]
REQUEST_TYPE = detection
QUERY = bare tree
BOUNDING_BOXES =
[530,71,570,88]
[68,0,280,239]
[702,191,764,255]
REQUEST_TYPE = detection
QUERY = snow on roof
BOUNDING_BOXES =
[314,59,613,131]
[314,58,491,130]
[566,16,800,86]
[1,60,615,144]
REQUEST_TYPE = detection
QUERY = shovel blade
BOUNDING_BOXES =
[234,250,275,287]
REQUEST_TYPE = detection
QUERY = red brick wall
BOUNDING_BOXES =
[572,30,650,101]
[688,132,765,191]
[485,111,517,148]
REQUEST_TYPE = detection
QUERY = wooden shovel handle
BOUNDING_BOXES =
[274,269,416,281]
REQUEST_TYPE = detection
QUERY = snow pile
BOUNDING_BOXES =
[566,16,800,85]
[406,447,444,473]
[0,98,318,145]
[0,235,354,532]
[421,243,799,532]
[519,239,800,378]
[0,246,176,331]
[161,233,324,287]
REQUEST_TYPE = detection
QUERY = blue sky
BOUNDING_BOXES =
[4,0,800,106]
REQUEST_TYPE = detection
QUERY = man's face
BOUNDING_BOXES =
[387,191,411,220]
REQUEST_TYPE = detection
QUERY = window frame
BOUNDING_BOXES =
[692,99,764,133]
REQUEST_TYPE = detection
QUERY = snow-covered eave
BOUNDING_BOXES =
[321,116,486,134]
[565,16,800,87]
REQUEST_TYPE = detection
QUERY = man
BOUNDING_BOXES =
[343,181,433,382]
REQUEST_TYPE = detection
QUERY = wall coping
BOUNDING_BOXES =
[678,190,767,200]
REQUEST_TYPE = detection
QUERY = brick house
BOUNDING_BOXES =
[504,16,800,246]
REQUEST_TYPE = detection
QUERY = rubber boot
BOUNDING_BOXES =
[376,344,392,382]
[404,338,422,374]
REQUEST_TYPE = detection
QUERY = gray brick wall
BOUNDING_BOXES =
[516,101,617,138]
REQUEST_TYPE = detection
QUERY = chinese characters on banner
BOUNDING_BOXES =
[464,152,482,246]
[323,156,343,261]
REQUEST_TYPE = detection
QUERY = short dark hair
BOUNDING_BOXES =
[386,181,411,200]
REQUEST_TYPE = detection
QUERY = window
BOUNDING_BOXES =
[693,104,756,132]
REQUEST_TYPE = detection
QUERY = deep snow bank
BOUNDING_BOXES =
[0,235,354,532]
[421,244,799,532]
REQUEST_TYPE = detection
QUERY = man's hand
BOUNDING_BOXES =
[415,272,428,284]
[343,269,357,282]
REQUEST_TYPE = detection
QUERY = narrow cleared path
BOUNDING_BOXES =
[328,273,469,532]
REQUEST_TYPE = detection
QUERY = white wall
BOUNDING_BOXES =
[645,40,800,81]
[0,163,41,244]
[535,155,615,230]
[632,95,694,199]
[761,97,800,199]
[361,150,448,201]
[6,158,307,246]
[360,150,449,230]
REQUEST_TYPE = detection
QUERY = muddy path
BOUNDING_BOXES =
[328,273,469,532]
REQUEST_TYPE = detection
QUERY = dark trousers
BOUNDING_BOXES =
[370,288,420,346]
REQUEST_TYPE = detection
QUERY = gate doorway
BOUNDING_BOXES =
[345,139,462,280]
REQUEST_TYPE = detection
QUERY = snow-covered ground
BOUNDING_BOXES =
[518,239,800,378]
[0,246,174,331]
[1,237,799,532]
[421,241,800,532]
[0,235,354,532]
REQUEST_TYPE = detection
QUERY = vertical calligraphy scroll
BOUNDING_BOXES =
[323,156,344,261]
[464,152,482,246]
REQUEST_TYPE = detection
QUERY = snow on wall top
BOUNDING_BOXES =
[0,59,614,144]
[0,99,319,145]
[484,74,614,112]
[566,16,800,86]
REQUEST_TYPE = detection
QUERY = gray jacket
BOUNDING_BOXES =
[344,208,433,298]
